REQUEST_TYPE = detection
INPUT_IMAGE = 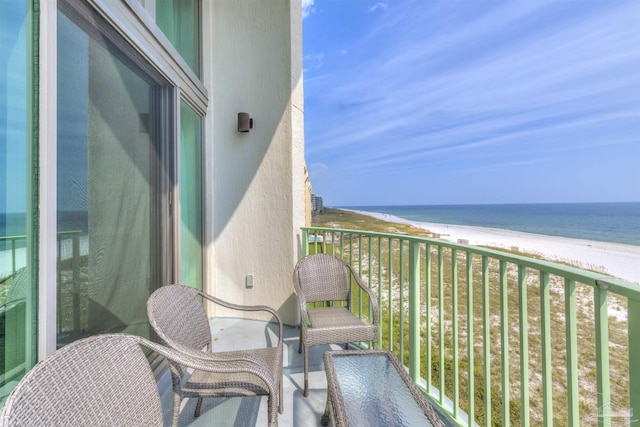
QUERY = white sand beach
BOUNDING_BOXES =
[348,210,640,285]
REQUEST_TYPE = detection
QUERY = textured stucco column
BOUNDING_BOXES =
[201,0,303,325]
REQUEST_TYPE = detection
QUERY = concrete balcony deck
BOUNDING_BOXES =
[158,317,339,427]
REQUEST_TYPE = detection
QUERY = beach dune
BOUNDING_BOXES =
[349,210,640,285]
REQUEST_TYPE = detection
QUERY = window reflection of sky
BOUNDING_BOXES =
[1,1,28,214]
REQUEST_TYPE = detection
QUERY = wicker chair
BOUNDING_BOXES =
[293,253,379,397]
[147,284,283,427]
[0,333,237,426]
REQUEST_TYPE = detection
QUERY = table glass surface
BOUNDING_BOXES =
[332,353,436,426]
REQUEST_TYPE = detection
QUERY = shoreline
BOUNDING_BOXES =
[344,209,640,285]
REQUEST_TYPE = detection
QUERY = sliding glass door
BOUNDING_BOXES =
[56,2,172,346]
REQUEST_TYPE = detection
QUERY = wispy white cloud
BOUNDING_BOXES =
[309,163,329,175]
[303,52,325,73]
[304,0,640,204]
[370,2,388,13]
[302,0,315,18]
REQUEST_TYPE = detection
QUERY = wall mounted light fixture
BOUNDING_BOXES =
[237,112,254,132]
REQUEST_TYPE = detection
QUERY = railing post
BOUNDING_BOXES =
[72,233,81,333]
[377,237,383,345]
[302,228,309,256]
[540,272,553,426]
[408,241,420,383]
[426,244,432,395]
[629,298,640,425]
[12,238,17,273]
[466,251,475,425]
[518,267,530,427]
[57,237,62,335]
[358,234,363,320]
[594,281,610,427]
[367,236,372,325]
[500,261,509,427]
[482,255,491,426]
[565,279,578,426]
[452,249,459,420]
[399,239,405,359]
[388,238,393,352]
[438,246,445,406]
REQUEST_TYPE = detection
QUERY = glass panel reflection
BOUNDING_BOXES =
[156,0,201,77]
[0,0,37,400]
[57,8,163,346]
[179,101,203,290]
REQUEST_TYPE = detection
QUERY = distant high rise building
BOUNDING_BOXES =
[311,194,324,213]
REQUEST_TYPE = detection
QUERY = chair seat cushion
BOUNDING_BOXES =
[305,307,377,347]
[308,306,367,328]
[182,346,282,398]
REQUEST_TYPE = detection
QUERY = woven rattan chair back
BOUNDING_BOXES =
[147,284,212,352]
[294,253,350,303]
[0,334,163,426]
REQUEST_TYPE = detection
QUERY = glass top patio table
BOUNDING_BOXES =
[321,350,447,427]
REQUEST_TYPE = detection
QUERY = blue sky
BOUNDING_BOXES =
[302,0,640,207]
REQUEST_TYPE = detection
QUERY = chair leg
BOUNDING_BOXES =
[298,328,302,354]
[171,391,181,427]
[303,345,309,397]
[168,364,183,427]
[194,397,204,417]
[279,375,284,414]
[268,395,279,427]
[321,399,331,426]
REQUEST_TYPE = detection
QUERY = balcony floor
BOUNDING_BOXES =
[157,317,340,427]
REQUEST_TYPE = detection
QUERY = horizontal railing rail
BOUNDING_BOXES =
[302,226,639,427]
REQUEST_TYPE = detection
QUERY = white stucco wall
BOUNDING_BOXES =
[201,0,304,325]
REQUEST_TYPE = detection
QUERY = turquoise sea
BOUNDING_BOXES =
[341,202,640,247]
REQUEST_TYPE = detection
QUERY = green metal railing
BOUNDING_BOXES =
[303,226,639,426]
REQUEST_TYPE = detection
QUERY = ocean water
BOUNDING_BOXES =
[0,213,29,251]
[341,202,640,247]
